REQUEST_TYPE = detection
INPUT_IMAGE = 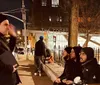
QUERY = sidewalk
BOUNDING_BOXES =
[17,54,53,85]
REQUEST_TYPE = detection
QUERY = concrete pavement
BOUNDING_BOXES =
[17,54,53,85]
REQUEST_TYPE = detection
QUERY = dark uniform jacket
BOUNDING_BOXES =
[82,58,100,84]
[0,33,21,85]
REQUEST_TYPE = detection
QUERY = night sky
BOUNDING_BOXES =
[0,0,31,29]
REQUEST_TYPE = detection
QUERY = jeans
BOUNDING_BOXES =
[34,56,42,72]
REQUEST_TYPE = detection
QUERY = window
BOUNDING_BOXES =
[42,0,47,6]
[52,0,59,7]
[59,16,62,22]
[57,16,59,22]
[56,16,62,22]
[49,16,52,22]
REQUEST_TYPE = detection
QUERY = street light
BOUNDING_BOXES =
[17,30,21,35]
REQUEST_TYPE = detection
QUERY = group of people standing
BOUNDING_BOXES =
[54,46,100,85]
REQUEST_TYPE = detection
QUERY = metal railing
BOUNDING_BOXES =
[94,48,100,63]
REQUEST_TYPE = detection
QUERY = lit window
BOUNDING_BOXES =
[42,0,47,6]
[60,16,62,22]
[49,16,52,22]
[56,16,62,22]
[57,16,59,21]
[52,0,59,7]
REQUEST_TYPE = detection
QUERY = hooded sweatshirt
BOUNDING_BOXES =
[81,47,100,84]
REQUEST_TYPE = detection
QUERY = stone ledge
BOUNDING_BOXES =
[42,62,64,82]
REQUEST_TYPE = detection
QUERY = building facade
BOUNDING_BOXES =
[29,0,71,32]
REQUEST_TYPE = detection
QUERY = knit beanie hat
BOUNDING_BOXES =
[39,36,44,40]
[81,47,94,61]
[0,14,7,23]
[64,47,72,54]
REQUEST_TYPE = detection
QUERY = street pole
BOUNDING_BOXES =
[1,13,23,22]
[22,0,28,60]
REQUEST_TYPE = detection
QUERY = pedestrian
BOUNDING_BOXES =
[34,36,46,76]
[80,47,100,84]
[0,14,21,85]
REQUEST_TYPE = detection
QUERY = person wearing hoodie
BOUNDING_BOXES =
[53,47,72,85]
[62,46,82,85]
[80,47,100,84]
[54,46,82,85]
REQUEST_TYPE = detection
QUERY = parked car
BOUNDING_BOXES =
[15,47,24,54]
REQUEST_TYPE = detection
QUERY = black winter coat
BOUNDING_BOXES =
[35,40,45,56]
[59,59,70,80]
[59,58,82,81]
[0,33,21,85]
[82,58,100,84]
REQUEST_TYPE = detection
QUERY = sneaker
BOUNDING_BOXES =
[38,71,41,76]
[39,72,41,76]
[34,72,38,76]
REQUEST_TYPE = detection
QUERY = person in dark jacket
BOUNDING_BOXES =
[45,48,54,63]
[34,36,46,76]
[62,46,82,85]
[80,47,100,84]
[53,47,72,85]
[0,14,21,85]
